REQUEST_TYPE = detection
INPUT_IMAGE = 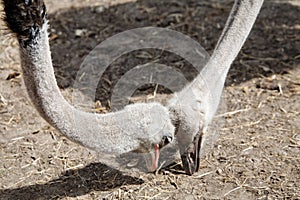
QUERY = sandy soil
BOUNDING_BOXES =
[0,0,299,199]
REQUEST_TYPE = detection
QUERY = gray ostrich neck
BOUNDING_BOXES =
[178,0,264,122]
[20,27,75,129]
[20,28,114,151]
[202,0,264,81]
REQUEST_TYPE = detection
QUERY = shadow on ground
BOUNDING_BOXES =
[0,163,143,199]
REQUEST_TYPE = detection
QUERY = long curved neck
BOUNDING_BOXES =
[20,25,73,129]
[195,0,264,121]
[202,0,264,82]
[19,26,116,152]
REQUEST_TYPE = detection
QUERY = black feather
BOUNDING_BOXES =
[2,0,47,44]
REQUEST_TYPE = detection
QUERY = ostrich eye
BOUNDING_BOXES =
[159,135,173,148]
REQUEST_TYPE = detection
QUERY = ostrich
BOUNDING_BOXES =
[2,0,175,172]
[168,0,264,175]
[3,0,264,175]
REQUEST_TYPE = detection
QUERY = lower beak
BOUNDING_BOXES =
[148,144,160,172]
[181,130,203,175]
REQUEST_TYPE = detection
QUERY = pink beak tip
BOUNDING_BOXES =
[149,144,160,172]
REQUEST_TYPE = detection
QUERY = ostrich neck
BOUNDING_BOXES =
[19,26,143,154]
[20,27,75,129]
[202,0,264,82]
[177,0,264,122]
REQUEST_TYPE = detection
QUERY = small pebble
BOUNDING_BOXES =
[75,29,87,37]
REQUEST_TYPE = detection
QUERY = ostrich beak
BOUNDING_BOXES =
[148,132,173,172]
[181,130,203,175]
[149,144,160,172]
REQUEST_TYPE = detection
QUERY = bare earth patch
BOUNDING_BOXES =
[0,0,299,199]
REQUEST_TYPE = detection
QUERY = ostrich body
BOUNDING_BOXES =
[168,0,264,175]
[3,0,174,172]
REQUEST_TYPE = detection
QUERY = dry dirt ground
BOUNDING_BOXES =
[0,0,300,199]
